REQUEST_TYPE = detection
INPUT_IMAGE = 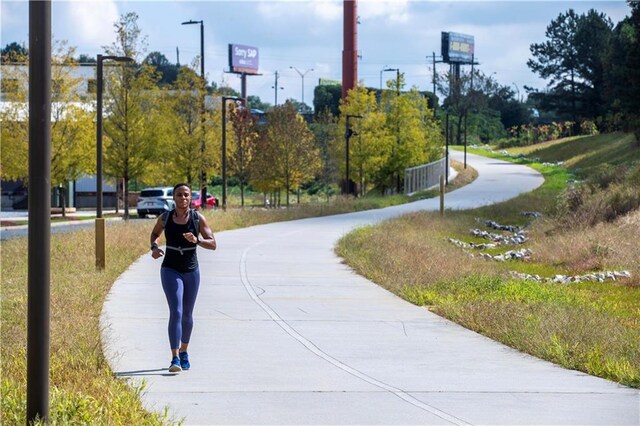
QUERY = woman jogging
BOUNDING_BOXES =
[149,183,217,373]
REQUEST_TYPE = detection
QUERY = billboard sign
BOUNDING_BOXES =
[228,44,259,74]
[318,78,341,86]
[441,32,474,64]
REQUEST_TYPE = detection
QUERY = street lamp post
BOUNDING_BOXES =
[221,96,244,210]
[382,67,400,95]
[512,82,521,103]
[289,66,313,107]
[344,114,362,195]
[379,65,388,90]
[383,67,401,192]
[96,54,132,270]
[182,19,208,208]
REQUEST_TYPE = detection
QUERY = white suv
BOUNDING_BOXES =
[136,187,175,218]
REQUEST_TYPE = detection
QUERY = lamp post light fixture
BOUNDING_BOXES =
[382,67,400,95]
[289,66,313,106]
[96,54,132,270]
[181,20,204,78]
[344,114,362,196]
[379,65,388,90]
[221,96,244,210]
[182,19,209,208]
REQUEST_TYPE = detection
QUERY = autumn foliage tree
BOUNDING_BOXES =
[228,105,259,206]
[252,102,321,206]
[103,12,158,219]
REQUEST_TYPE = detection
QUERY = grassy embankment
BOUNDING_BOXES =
[337,132,640,388]
[0,161,473,425]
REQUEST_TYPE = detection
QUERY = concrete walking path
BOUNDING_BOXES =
[101,151,639,425]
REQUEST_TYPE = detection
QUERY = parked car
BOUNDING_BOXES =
[136,187,175,218]
[190,192,217,210]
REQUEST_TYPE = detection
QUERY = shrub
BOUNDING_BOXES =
[580,120,599,136]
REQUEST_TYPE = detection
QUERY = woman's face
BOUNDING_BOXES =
[173,185,191,208]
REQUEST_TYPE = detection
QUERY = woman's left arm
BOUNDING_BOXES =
[197,213,216,250]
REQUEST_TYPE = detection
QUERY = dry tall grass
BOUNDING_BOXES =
[337,198,640,387]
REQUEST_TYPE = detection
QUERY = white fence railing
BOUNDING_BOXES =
[404,157,447,195]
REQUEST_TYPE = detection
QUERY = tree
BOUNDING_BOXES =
[102,12,158,219]
[146,67,207,187]
[77,53,96,64]
[528,9,613,124]
[605,1,640,140]
[0,58,28,182]
[143,51,179,86]
[309,109,339,201]
[338,86,393,196]
[1,42,28,63]
[49,41,95,215]
[260,101,321,206]
[228,105,259,206]
[246,95,271,112]
[379,76,442,192]
[0,41,94,216]
[313,84,341,118]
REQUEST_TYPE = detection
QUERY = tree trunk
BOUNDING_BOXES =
[115,178,120,215]
[61,187,67,218]
[240,183,245,207]
[124,177,130,220]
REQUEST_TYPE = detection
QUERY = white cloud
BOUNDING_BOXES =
[359,0,410,24]
[63,0,120,48]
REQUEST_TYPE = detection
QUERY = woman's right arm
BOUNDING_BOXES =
[150,216,165,259]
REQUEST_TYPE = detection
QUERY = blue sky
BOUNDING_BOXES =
[1,1,632,106]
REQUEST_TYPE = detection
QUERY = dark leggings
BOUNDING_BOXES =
[160,267,200,349]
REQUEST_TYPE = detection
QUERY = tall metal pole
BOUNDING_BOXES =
[199,21,207,209]
[345,116,350,195]
[220,96,242,210]
[199,21,204,79]
[432,52,437,116]
[27,0,51,422]
[290,66,314,106]
[344,114,362,195]
[222,99,228,210]
[96,55,104,219]
[445,113,450,185]
[182,19,207,208]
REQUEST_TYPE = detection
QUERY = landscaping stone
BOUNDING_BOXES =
[521,211,543,218]
[448,238,497,250]
[510,270,631,284]
[483,219,521,232]
[470,228,528,245]
[478,249,533,262]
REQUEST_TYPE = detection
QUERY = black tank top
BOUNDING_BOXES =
[161,210,199,272]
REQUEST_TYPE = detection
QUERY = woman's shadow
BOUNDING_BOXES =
[115,367,178,377]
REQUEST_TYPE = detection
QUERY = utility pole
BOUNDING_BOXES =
[272,71,283,105]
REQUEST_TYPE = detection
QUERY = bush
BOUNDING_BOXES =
[580,120,599,136]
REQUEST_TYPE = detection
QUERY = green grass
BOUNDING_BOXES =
[339,133,640,387]
[481,132,640,175]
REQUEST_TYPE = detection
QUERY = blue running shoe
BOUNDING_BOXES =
[169,356,182,373]
[179,351,190,370]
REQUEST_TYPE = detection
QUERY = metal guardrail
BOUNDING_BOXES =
[404,157,447,195]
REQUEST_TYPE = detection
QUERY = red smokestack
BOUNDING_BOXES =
[342,0,357,100]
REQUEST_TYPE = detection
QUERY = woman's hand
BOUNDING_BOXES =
[182,232,198,244]
[151,247,165,259]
